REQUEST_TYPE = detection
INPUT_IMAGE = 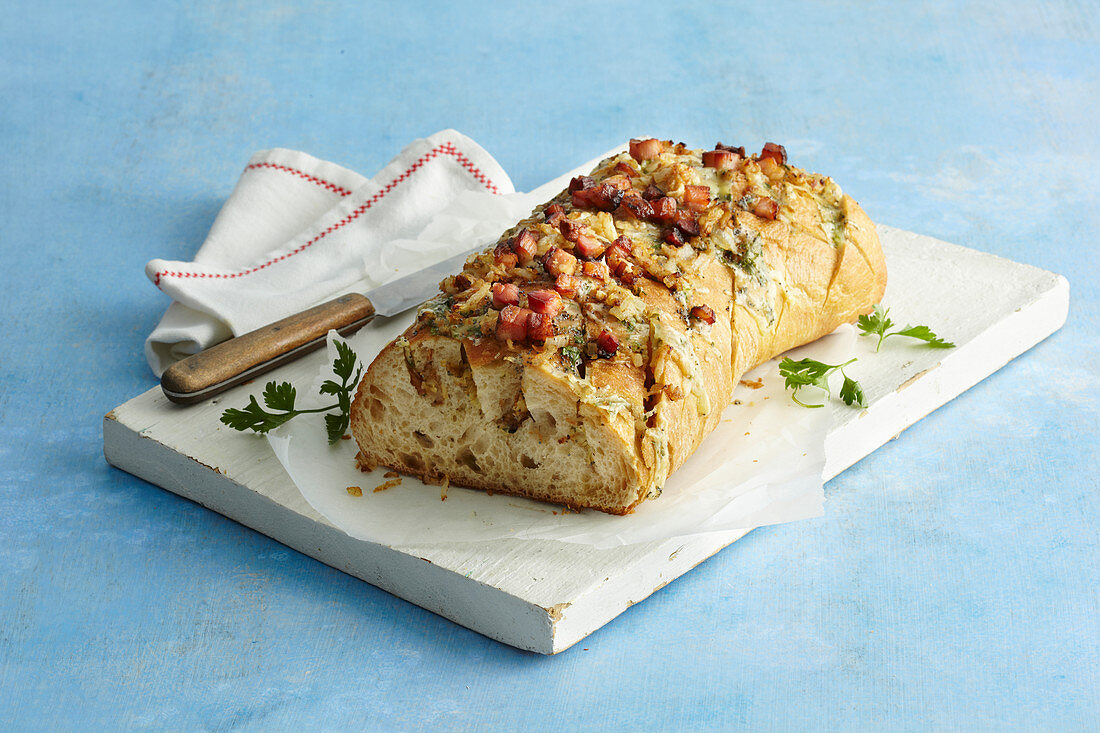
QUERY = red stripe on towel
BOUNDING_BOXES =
[153,142,502,286]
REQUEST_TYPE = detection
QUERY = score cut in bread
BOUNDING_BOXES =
[350,139,886,514]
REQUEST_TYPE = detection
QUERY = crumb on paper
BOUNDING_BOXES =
[733,399,742,406]
[383,471,399,479]
[373,478,402,493]
[355,451,377,472]
[739,377,764,390]
[440,475,450,502]
[340,434,351,441]
[346,486,363,497]
[744,431,750,436]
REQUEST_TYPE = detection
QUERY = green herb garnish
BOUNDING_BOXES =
[220,340,363,444]
[561,345,583,372]
[778,357,865,409]
[857,305,955,352]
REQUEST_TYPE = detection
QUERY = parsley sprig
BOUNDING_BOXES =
[220,340,363,444]
[857,305,955,352]
[777,306,954,409]
[778,357,865,409]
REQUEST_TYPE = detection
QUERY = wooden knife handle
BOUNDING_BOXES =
[161,293,376,405]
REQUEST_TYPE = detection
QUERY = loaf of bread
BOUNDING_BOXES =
[350,139,886,514]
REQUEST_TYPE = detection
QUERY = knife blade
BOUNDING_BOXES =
[367,245,481,316]
[160,245,483,405]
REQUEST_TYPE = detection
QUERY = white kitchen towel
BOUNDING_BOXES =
[144,129,514,376]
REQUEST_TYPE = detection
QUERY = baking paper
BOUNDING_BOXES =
[268,323,851,549]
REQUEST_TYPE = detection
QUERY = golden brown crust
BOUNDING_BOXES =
[350,139,887,513]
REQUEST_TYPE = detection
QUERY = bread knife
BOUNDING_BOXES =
[160,246,481,405]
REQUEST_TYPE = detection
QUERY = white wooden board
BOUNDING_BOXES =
[103,226,1068,654]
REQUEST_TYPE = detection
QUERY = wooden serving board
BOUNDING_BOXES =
[103,225,1068,654]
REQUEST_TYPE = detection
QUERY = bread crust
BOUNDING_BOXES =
[350,140,886,514]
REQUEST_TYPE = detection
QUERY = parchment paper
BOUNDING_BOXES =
[269,322,858,549]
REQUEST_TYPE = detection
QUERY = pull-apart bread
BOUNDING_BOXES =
[350,139,886,514]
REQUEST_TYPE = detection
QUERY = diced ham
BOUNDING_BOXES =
[582,260,610,281]
[690,304,716,324]
[651,196,679,224]
[595,330,619,357]
[629,138,665,162]
[605,248,627,274]
[569,175,594,192]
[606,235,632,263]
[513,228,538,265]
[572,182,624,211]
[716,142,746,157]
[496,305,529,342]
[544,203,566,226]
[617,193,654,220]
[759,142,787,166]
[542,246,578,276]
[682,185,711,213]
[491,282,520,309]
[674,213,700,237]
[753,196,779,220]
[613,161,637,177]
[558,218,585,242]
[559,219,605,259]
[702,149,740,170]
[642,184,665,201]
[605,237,636,279]
[493,242,518,268]
[570,188,596,209]
[526,311,555,340]
[662,227,686,247]
[554,273,577,297]
[527,289,563,317]
[574,234,605,259]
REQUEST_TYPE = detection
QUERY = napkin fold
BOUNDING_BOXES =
[144,130,515,376]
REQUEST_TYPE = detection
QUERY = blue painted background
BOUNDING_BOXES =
[2,1,1097,729]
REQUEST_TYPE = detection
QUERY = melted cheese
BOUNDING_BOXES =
[648,313,711,417]
[642,407,670,494]
[561,372,638,423]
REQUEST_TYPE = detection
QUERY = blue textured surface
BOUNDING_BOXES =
[2,1,1098,729]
